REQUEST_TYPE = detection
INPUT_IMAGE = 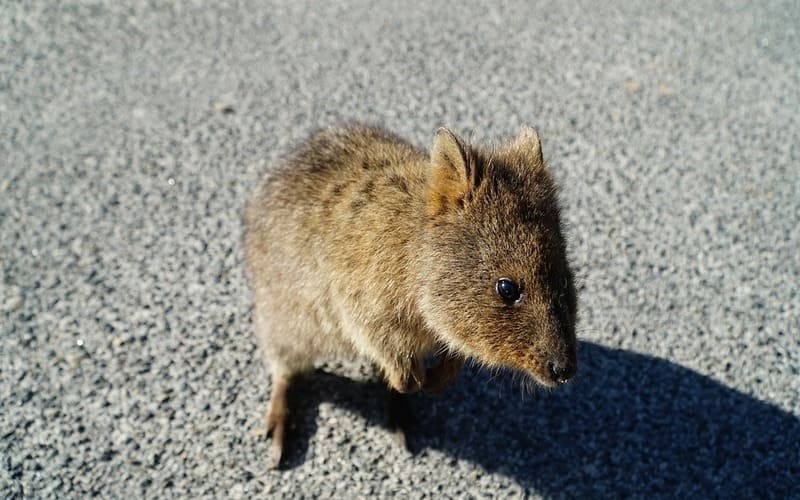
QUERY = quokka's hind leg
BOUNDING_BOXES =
[252,372,291,469]
[250,301,313,470]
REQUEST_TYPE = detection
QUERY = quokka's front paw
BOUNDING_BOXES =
[423,354,464,395]
[386,359,425,394]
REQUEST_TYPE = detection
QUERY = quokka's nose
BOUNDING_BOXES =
[547,357,576,384]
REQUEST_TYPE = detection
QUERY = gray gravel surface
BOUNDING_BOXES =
[2,0,799,498]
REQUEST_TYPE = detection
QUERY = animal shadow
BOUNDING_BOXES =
[278,342,800,497]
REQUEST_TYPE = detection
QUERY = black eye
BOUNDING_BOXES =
[495,278,522,305]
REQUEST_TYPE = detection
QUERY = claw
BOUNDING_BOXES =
[268,440,283,470]
[267,409,286,469]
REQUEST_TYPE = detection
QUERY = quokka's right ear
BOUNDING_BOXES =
[509,125,544,166]
[427,128,478,217]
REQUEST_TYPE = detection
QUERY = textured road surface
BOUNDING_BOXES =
[2,1,799,498]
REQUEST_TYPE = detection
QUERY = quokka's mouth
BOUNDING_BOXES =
[524,357,577,388]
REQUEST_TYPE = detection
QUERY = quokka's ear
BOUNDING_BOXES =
[510,125,544,166]
[427,128,477,217]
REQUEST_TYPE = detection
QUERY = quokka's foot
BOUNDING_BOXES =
[252,376,290,470]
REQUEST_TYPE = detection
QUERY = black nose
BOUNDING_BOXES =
[547,358,576,384]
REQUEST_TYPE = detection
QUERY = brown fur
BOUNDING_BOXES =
[243,124,577,467]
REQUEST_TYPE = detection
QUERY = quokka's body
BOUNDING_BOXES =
[243,124,577,467]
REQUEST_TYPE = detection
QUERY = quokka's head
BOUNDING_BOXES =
[419,126,577,387]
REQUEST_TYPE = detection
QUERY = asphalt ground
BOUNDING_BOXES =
[2,1,799,497]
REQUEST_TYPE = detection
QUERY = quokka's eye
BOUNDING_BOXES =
[495,278,523,305]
